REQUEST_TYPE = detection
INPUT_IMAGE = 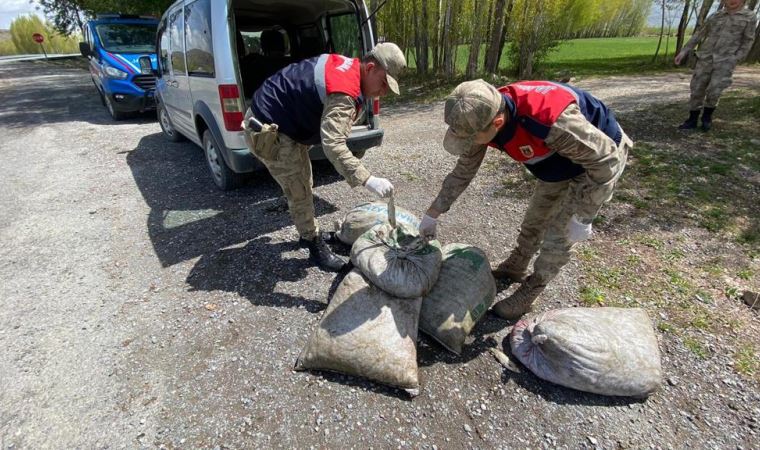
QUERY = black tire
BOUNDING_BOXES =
[104,94,129,121]
[158,102,184,142]
[202,130,245,191]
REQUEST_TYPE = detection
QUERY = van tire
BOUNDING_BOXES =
[104,94,128,121]
[158,102,184,142]
[203,130,245,191]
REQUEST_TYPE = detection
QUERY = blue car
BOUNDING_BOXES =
[79,15,159,120]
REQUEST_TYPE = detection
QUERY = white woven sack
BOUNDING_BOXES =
[295,269,421,396]
[335,201,420,245]
[510,307,662,397]
[351,223,442,299]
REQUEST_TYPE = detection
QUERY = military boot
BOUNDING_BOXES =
[678,110,700,130]
[701,107,715,132]
[491,275,546,320]
[299,234,348,272]
[492,249,532,282]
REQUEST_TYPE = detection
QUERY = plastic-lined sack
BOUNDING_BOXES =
[335,201,420,245]
[351,223,442,299]
[419,244,496,354]
[510,307,662,397]
[295,269,421,396]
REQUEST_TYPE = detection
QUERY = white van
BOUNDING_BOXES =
[155,0,383,190]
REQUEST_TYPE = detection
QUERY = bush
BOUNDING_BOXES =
[10,14,80,54]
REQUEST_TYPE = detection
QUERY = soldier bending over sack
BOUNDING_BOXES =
[419,79,632,319]
[244,43,406,272]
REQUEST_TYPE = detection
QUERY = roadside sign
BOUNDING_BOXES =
[32,33,48,58]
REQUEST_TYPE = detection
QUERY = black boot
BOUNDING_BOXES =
[299,235,347,272]
[678,110,700,129]
[701,107,715,132]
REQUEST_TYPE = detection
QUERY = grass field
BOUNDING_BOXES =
[398,36,704,104]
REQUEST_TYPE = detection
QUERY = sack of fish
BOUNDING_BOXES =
[297,199,663,398]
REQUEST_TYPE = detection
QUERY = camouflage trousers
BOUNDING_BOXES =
[250,133,319,240]
[689,57,737,110]
[511,134,631,287]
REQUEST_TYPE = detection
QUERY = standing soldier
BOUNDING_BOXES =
[675,0,757,131]
[244,43,406,272]
[418,80,633,320]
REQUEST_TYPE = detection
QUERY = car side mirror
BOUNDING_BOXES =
[79,42,91,57]
[138,55,154,75]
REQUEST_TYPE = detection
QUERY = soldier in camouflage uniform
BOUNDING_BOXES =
[418,80,632,320]
[675,0,757,131]
[244,43,406,272]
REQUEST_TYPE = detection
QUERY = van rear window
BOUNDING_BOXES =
[184,0,215,77]
[96,23,157,53]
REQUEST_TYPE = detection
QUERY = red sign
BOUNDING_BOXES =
[33,33,44,44]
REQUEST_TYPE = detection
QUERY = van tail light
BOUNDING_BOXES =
[218,84,244,131]
[372,98,380,115]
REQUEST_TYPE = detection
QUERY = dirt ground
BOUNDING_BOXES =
[1,58,758,449]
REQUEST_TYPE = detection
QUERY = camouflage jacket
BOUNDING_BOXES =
[320,93,371,188]
[683,8,758,63]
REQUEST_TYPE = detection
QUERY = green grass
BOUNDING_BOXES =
[735,345,759,377]
[683,337,710,359]
[396,36,679,104]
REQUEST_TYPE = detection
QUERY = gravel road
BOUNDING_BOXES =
[1,58,758,449]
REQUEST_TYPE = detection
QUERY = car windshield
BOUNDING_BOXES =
[96,23,157,53]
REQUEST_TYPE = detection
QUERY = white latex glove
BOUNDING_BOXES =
[568,215,593,243]
[364,176,394,198]
[419,214,438,239]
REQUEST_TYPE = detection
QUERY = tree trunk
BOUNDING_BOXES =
[484,0,506,74]
[495,0,514,73]
[746,17,760,62]
[652,0,666,63]
[466,0,486,78]
[413,0,422,75]
[675,0,692,54]
[442,0,455,78]
[420,0,429,74]
[695,0,715,30]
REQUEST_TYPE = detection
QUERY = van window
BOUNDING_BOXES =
[168,9,186,75]
[329,13,360,58]
[184,0,214,77]
[158,25,170,76]
[95,23,157,53]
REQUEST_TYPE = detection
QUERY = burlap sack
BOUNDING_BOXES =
[295,269,421,395]
[419,244,496,354]
[336,201,421,245]
[510,307,662,397]
[351,223,442,299]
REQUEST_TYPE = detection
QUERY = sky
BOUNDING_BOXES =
[0,0,40,29]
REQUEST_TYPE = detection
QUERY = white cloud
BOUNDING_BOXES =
[0,1,41,30]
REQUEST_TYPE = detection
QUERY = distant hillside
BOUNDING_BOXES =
[0,30,10,41]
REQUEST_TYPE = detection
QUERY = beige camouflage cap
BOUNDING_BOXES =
[443,79,502,155]
[368,42,406,95]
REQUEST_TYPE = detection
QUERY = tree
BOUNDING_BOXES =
[35,0,87,35]
[746,0,760,62]
[10,14,79,54]
[675,0,692,55]
[465,0,486,78]
[483,0,510,74]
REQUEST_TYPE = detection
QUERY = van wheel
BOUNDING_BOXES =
[104,94,128,121]
[158,102,184,142]
[203,130,245,191]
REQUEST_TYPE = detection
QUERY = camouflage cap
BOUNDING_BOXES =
[443,79,502,155]
[367,42,406,95]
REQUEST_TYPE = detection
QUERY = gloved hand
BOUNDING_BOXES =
[568,215,593,243]
[364,176,394,198]
[419,214,438,239]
